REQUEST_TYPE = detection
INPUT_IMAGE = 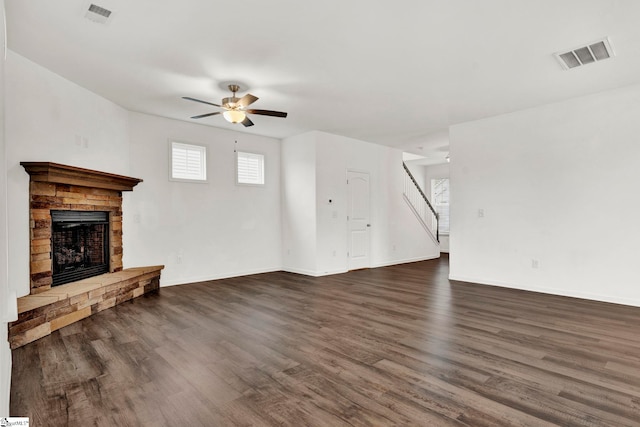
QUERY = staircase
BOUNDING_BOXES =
[402,162,439,243]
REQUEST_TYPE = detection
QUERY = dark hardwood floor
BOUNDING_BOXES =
[10,256,640,426]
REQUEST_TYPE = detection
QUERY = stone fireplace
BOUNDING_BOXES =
[21,161,139,294]
[8,162,164,349]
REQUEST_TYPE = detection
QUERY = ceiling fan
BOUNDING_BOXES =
[183,84,288,127]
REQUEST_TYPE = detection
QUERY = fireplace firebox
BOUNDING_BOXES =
[51,210,110,286]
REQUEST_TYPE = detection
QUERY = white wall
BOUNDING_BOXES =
[125,112,282,285]
[281,133,317,275]
[282,131,440,276]
[5,51,130,297]
[1,0,15,415]
[450,84,640,307]
[423,162,450,252]
[4,50,282,292]
[404,161,426,191]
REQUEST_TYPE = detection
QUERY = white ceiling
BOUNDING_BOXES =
[6,0,640,157]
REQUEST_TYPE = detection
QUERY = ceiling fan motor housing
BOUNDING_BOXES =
[222,97,240,109]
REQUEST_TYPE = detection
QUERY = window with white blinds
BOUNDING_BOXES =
[236,151,265,185]
[170,141,207,182]
[431,178,450,234]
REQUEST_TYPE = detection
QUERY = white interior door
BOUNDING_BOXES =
[347,171,370,270]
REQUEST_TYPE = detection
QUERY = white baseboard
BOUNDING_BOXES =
[287,256,440,276]
[448,274,640,308]
[371,254,440,269]
[161,256,443,287]
[160,267,282,287]
[282,267,349,277]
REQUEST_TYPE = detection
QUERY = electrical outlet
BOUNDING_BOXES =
[478,209,484,218]
[133,214,141,224]
[532,259,539,269]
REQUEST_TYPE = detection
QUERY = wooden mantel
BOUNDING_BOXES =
[21,162,143,191]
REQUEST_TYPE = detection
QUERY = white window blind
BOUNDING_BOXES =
[431,178,450,234]
[171,141,206,181]
[237,151,264,185]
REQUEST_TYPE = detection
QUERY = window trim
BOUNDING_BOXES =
[235,150,266,187]
[169,140,208,183]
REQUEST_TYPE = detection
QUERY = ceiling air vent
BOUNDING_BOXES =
[555,38,614,70]
[84,3,113,24]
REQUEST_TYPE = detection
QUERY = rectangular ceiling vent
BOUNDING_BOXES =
[555,38,614,70]
[84,3,113,24]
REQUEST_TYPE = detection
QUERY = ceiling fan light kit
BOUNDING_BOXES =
[223,110,246,124]
[183,84,288,127]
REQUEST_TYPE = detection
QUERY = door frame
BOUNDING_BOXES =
[346,169,371,271]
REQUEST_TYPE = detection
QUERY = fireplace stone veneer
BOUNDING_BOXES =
[9,162,164,349]
[21,162,143,293]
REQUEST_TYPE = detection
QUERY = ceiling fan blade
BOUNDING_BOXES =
[241,116,255,127]
[182,96,222,108]
[246,109,288,118]
[237,93,259,108]
[190,111,222,119]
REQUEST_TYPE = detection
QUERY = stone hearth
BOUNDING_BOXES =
[9,162,164,348]
[9,266,163,349]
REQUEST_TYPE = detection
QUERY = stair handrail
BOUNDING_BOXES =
[402,162,439,242]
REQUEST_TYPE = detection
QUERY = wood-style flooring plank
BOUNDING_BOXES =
[10,256,640,426]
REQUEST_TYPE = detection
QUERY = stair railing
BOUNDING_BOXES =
[402,162,439,242]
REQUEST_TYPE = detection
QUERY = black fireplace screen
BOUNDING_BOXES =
[51,210,109,286]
